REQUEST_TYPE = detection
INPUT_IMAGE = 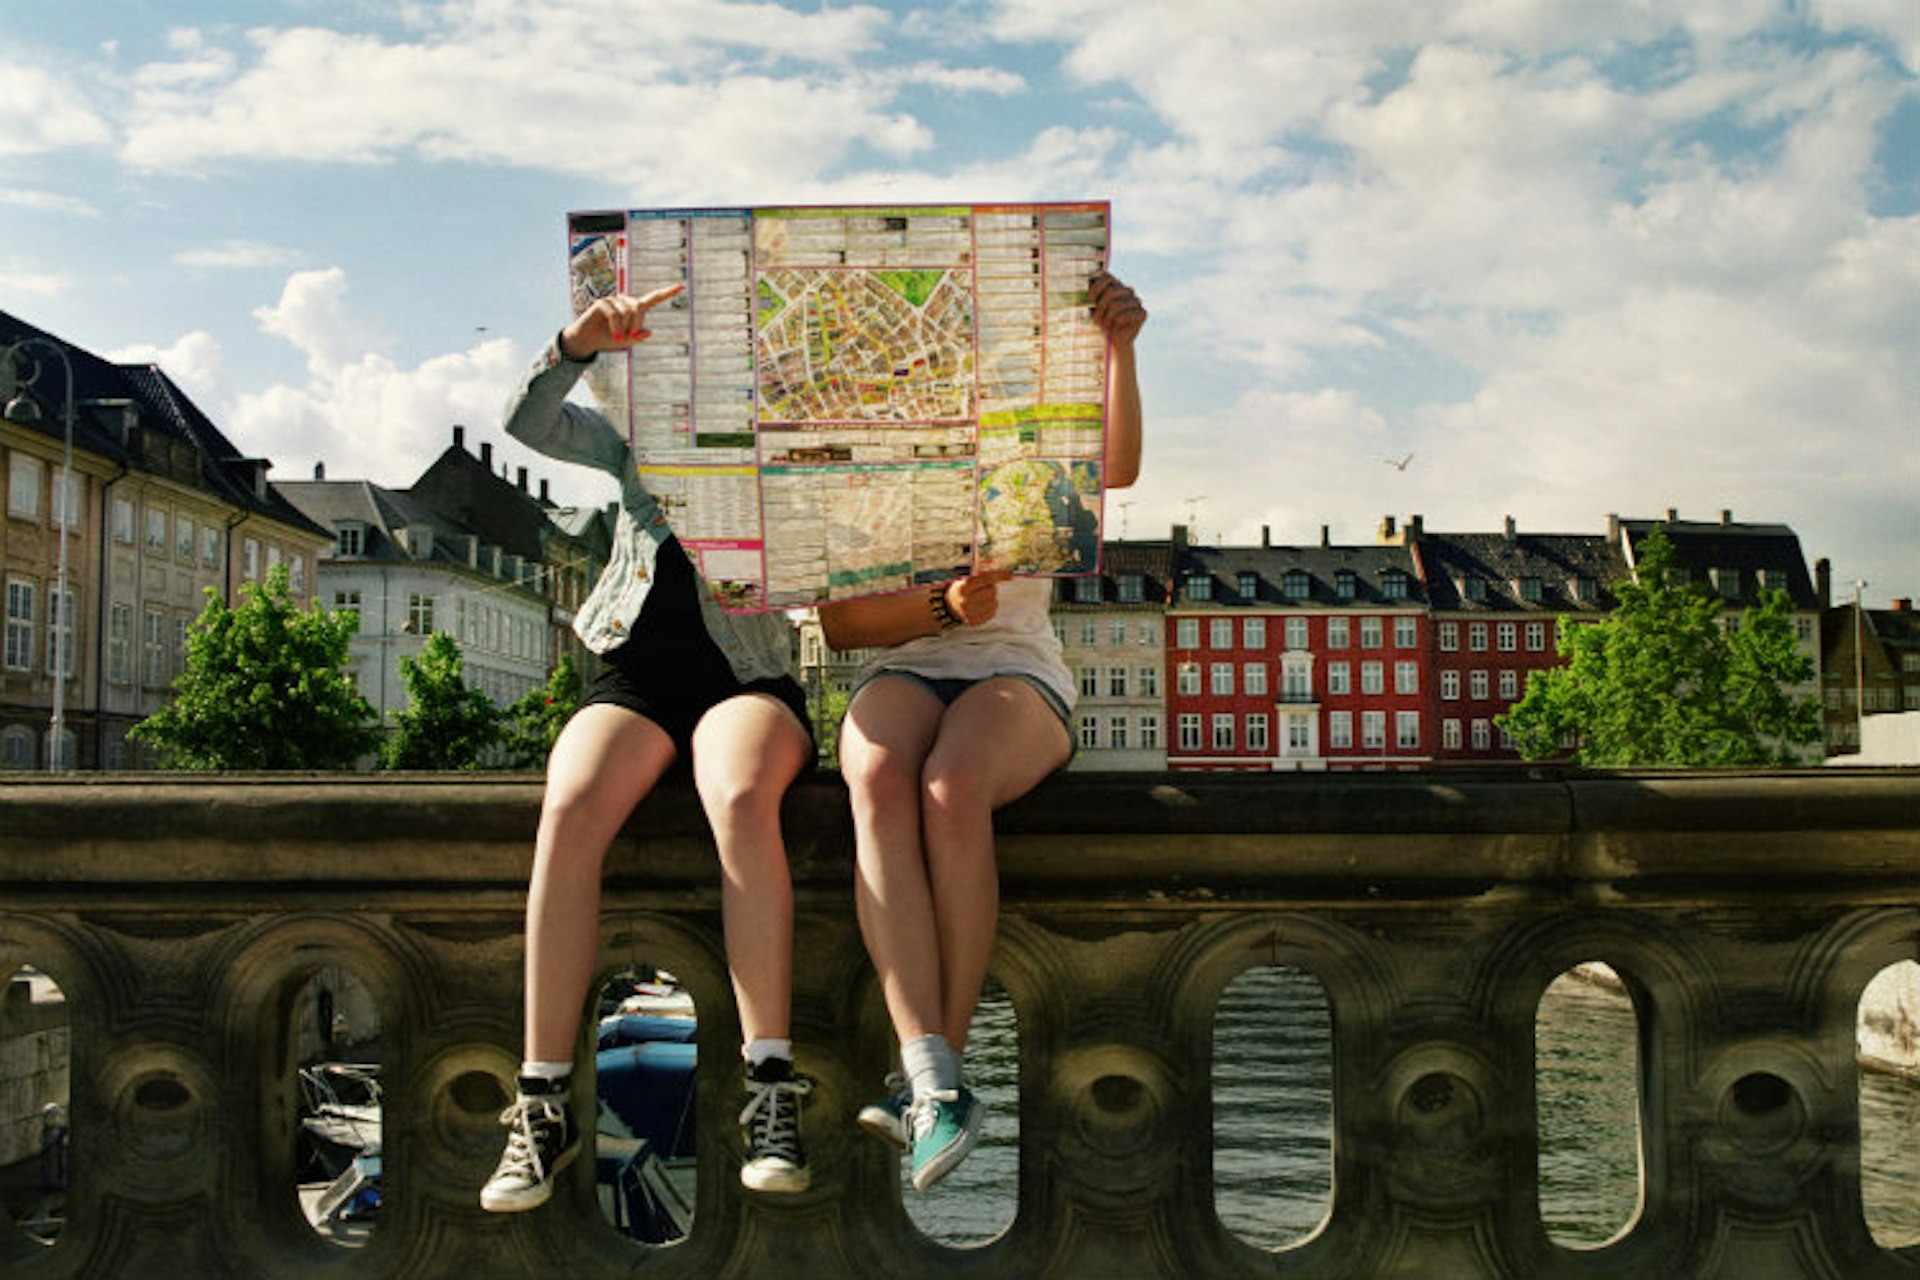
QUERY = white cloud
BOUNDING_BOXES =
[103,331,227,408]
[174,240,305,270]
[0,190,102,218]
[0,65,112,155]
[0,262,71,299]
[252,268,395,379]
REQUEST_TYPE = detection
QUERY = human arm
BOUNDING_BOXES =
[818,571,1012,651]
[502,284,687,476]
[1091,271,1147,490]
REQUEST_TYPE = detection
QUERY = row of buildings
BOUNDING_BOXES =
[5,308,1916,772]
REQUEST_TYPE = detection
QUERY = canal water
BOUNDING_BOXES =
[898,968,1920,1252]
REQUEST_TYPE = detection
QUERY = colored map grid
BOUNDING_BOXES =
[567,203,1110,612]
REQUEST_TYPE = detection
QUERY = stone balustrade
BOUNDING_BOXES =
[1,769,1916,1279]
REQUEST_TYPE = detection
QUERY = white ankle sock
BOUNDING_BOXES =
[901,1033,961,1098]
[744,1037,793,1067]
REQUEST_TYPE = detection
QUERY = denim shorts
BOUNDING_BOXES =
[849,669,1075,756]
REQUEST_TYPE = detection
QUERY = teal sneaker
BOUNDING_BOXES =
[908,1086,983,1192]
[856,1072,911,1149]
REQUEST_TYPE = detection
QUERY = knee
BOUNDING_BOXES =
[839,739,921,815]
[696,770,783,837]
[920,763,992,832]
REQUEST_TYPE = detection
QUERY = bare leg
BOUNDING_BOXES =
[839,677,948,1047]
[920,678,1070,1048]
[523,703,676,1063]
[691,692,813,1044]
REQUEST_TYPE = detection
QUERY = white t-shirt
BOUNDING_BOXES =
[854,577,1073,708]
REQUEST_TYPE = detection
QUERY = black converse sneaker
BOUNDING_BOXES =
[738,1057,812,1193]
[480,1075,579,1212]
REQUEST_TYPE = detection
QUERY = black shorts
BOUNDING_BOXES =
[582,638,814,762]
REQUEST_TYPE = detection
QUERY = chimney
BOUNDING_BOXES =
[1893,598,1912,613]
[1606,513,1620,542]
[453,424,466,449]
[540,479,551,504]
[480,442,493,468]
[1320,524,1331,549]
[1720,509,1732,525]
[313,461,325,480]
[517,467,529,492]
[1379,514,1397,542]
[1406,513,1423,543]
[1261,524,1270,549]
[1171,523,1189,551]
[1816,558,1831,609]
[1666,507,1678,523]
[1504,515,1517,541]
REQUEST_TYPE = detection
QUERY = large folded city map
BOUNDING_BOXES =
[566,203,1112,612]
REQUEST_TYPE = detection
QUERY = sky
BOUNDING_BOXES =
[3,0,1915,602]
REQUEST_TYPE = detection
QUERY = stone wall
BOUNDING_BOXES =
[0,972,68,1170]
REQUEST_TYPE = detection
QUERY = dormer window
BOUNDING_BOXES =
[1185,574,1213,602]
[1712,567,1741,598]
[1237,571,1259,601]
[1073,577,1102,604]
[1517,575,1543,603]
[1335,569,1357,601]
[1283,569,1310,601]
[335,523,366,557]
[1117,572,1144,603]
[1462,576,1487,603]
[1382,569,1409,600]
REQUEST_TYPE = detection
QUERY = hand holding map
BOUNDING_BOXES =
[561,282,687,359]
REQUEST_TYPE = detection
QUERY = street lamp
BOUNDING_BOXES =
[3,338,77,772]
[1853,580,1867,754]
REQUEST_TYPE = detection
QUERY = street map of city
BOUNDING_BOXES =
[566,203,1111,612]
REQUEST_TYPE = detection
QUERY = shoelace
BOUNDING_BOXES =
[739,1076,812,1161]
[906,1087,960,1143]
[496,1094,567,1179]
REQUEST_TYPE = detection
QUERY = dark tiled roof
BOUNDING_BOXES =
[1618,517,1820,608]
[1414,532,1626,613]
[1173,542,1426,607]
[2,308,325,538]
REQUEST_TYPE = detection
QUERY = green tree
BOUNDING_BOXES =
[499,653,582,768]
[1498,529,1820,766]
[382,631,502,770]
[130,564,380,769]
[809,681,851,771]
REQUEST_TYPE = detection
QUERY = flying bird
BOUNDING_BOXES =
[1381,453,1414,471]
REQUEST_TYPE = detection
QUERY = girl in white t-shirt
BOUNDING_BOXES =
[819,271,1147,1192]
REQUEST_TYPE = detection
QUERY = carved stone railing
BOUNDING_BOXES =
[1,770,1916,1279]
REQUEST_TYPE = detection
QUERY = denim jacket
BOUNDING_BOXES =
[502,337,796,683]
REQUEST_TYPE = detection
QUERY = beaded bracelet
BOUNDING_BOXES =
[929,583,962,630]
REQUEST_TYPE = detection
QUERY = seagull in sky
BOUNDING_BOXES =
[1381,452,1414,471]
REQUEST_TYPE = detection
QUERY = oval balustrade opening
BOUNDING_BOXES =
[2,965,67,1257]
[1212,965,1333,1249]
[905,979,1018,1247]
[1536,962,1642,1248]
[293,966,383,1248]
[1858,959,1919,1251]
[594,966,697,1247]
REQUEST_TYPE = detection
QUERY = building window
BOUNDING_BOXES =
[1244,617,1267,649]
[1108,716,1129,750]
[1107,666,1129,698]
[1498,622,1517,652]
[1441,670,1460,701]
[1526,622,1546,652]
[1463,577,1487,602]
[4,580,34,672]
[1472,719,1492,751]
[109,603,131,684]
[1118,572,1144,603]
[1237,571,1259,601]
[1212,714,1235,751]
[1327,662,1351,696]
[1329,711,1353,750]
[1396,711,1420,750]
[47,588,74,678]
[1210,663,1235,696]
[1382,570,1408,600]
[1186,575,1213,602]
[1176,618,1199,649]
[1335,569,1356,601]
[1283,570,1310,601]
[337,524,365,557]
[202,528,220,569]
[1079,666,1101,699]
[1079,715,1100,750]
[1137,666,1159,697]
[1286,714,1312,754]
[290,554,306,594]
[1500,670,1519,700]
[1138,619,1156,645]
[1,726,32,769]
[1360,617,1383,649]
[1244,663,1268,697]
[1139,714,1161,749]
[143,608,166,685]
[243,537,260,579]
[1079,618,1098,646]
[1394,617,1417,648]
[1284,617,1308,651]
[1282,659,1312,702]
[1469,623,1488,652]
[1210,618,1234,649]
[8,455,43,518]
[112,496,134,542]
[1052,619,1068,646]
[1395,661,1419,695]
[1361,662,1384,695]
[1443,718,1462,750]
[1177,662,1201,696]
[176,517,196,562]
[408,593,436,636]
[1470,670,1490,700]
[1247,714,1270,753]
[334,590,362,631]
[1074,577,1102,603]
[1109,619,1127,646]
[1327,617,1350,649]
[1439,622,1459,652]
[146,507,168,553]
[1178,714,1202,751]
[1361,711,1385,750]
[1519,576,1543,602]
